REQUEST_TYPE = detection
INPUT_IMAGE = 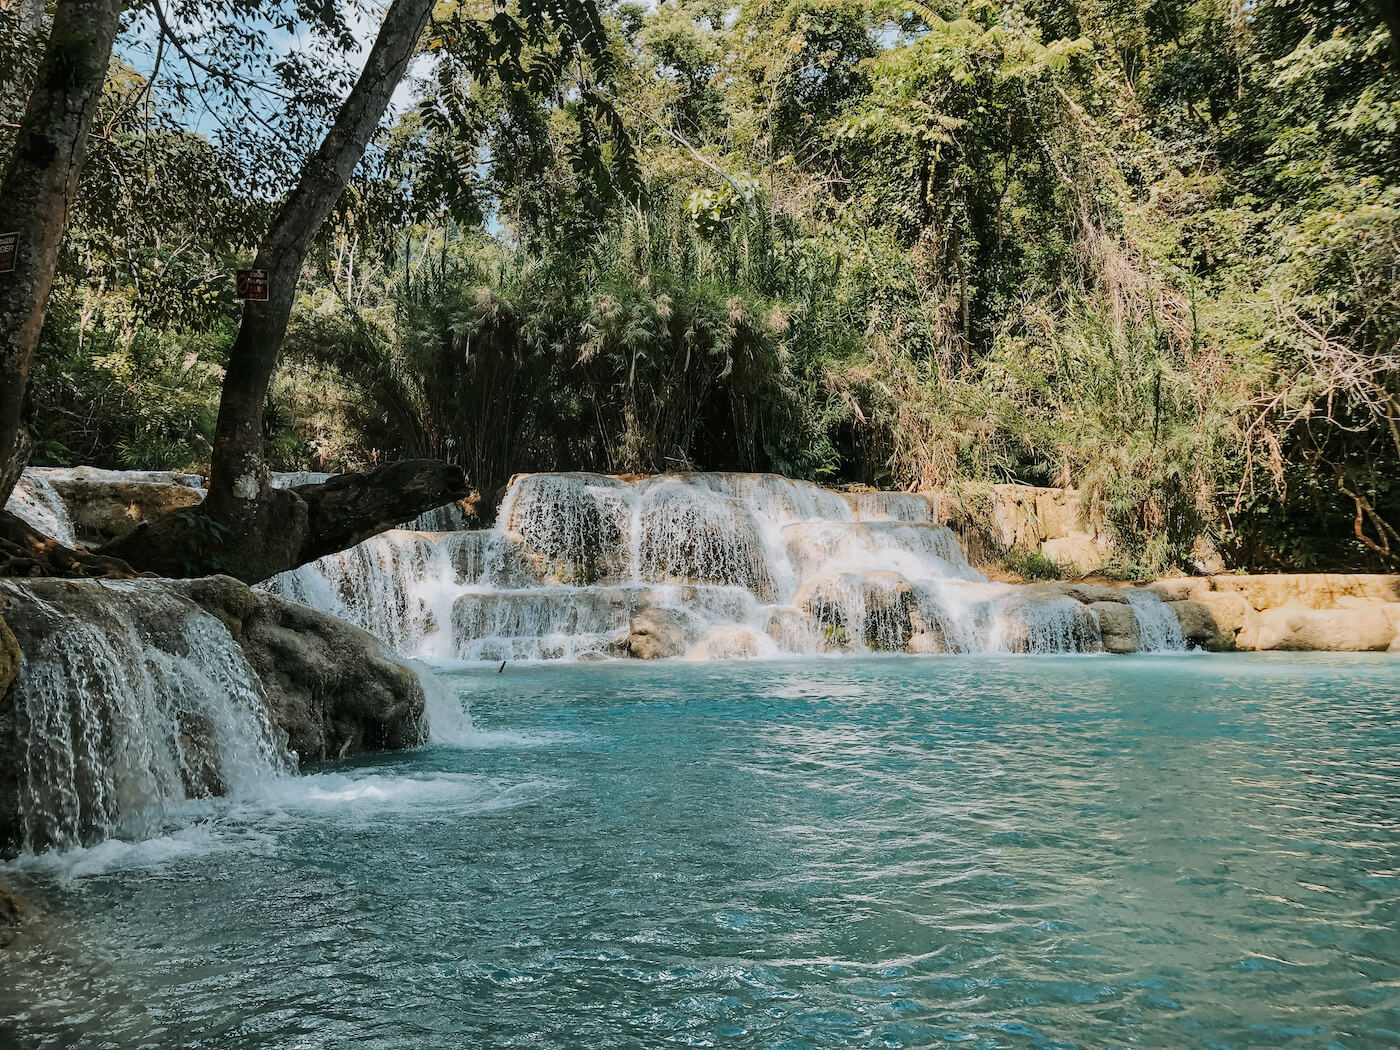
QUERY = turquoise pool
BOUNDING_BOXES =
[3,654,1399,1048]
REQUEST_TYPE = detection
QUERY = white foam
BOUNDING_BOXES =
[261,472,1182,660]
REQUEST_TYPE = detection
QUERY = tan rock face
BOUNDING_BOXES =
[1034,489,1083,540]
[1151,574,1400,652]
[1208,574,1400,610]
[990,485,1043,548]
[628,607,688,660]
[50,479,204,545]
[1040,534,1107,572]
[1089,601,1139,654]
[1253,605,1400,652]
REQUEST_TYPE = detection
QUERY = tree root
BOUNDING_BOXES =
[0,510,142,579]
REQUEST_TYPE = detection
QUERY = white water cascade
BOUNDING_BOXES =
[0,581,292,854]
[266,472,1184,661]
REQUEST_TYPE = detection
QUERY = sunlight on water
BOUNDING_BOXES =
[2,654,1398,1049]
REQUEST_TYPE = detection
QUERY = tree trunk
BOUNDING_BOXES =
[1376,0,1400,65]
[106,0,453,583]
[102,460,467,583]
[0,0,124,506]
[206,0,436,525]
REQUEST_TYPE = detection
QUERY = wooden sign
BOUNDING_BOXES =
[236,268,268,301]
[0,232,17,274]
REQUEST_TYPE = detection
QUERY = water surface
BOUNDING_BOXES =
[3,654,1399,1048]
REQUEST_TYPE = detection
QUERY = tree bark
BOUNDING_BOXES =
[104,0,454,583]
[101,460,467,584]
[0,0,125,506]
[206,0,436,524]
[1377,0,1400,65]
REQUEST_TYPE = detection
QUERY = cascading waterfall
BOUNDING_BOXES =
[266,471,1187,660]
[0,581,292,854]
[1124,588,1189,651]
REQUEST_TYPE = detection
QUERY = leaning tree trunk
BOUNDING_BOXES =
[105,0,466,584]
[204,0,437,525]
[0,0,125,507]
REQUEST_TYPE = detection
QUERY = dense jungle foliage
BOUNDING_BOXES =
[9,0,1400,572]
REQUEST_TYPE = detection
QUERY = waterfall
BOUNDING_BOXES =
[265,471,1186,661]
[4,473,75,546]
[1123,588,1187,651]
[1,581,292,854]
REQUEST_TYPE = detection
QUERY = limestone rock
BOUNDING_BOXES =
[1027,581,1129,605]
[0,595,18,701]
[990,485,1043,548]
[1089,601,1140,654]
[1164,599,1233,651]
[1253,605,1399,652]
[688,625,762,660]
[194,586,428,761]
[1147,574,1400,651]
[794,570,916,651]
[1034,489,1084,540]
[765,607,816,651]
[1208,573,1400,610]
[50,478,203,545]
[906,630,945,655]
[628,607,688,659]
[1038,534,1101,572]
[0,880,35,947]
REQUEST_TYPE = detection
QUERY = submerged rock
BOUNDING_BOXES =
[0,880,35,947]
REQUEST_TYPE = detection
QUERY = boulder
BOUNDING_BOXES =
[0,880,35,947]
[1252,605,1399,652]
[1164,599,1233,651]
[183,581,427,761]
[628,607,688,659]
[1089,601,1139,654]
[2,576,427,784]
[50,478,204,545]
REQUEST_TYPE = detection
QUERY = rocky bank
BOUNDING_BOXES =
[0,576,429,855]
